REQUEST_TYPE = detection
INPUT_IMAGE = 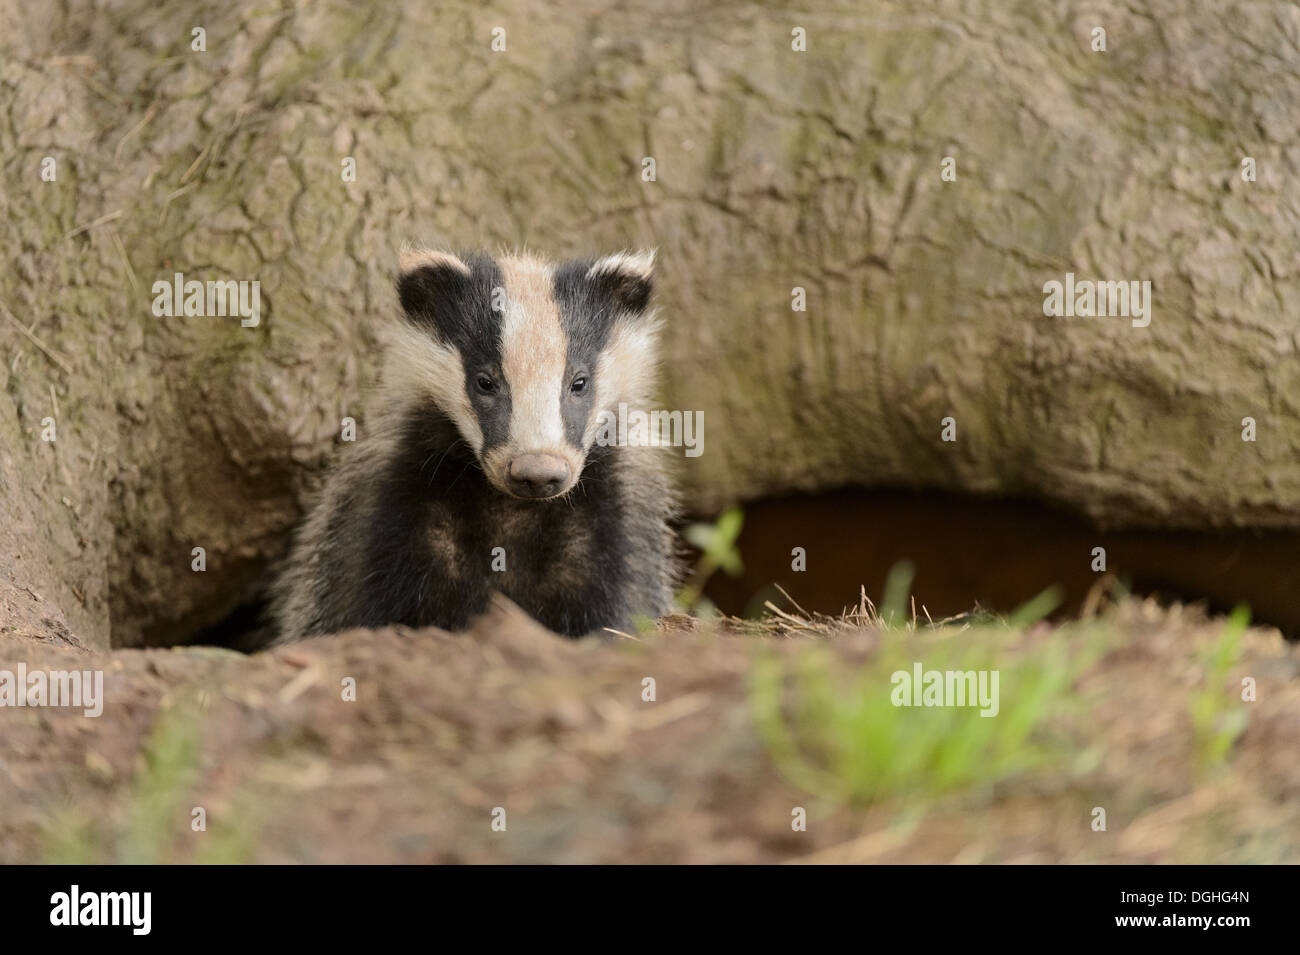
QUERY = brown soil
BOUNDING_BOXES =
[2,597,1297,864]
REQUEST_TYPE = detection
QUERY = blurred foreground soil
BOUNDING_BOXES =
[1,597,1297,864]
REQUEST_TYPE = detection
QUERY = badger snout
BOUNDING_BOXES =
[506,453,572,499]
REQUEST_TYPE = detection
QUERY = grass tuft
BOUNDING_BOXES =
[1190,604,1251,772]
[751,583,1104,808]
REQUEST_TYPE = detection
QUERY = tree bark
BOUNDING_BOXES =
[1,0,1297,647]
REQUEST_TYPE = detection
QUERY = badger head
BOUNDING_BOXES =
[388,248,660,500]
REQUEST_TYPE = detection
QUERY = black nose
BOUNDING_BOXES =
[507,454,571,498]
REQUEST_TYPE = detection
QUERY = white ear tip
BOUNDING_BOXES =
[587,249,656,280]
[399,247,471,276]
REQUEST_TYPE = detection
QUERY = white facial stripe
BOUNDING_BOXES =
[590,313,661,439]
[382,320,484,451]
[500,256,567,451]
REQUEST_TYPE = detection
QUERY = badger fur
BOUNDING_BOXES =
[265,248,678,645]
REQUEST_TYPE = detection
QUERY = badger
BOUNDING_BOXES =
[264,248,679,645]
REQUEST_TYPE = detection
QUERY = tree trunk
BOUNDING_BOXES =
[2,0,1297,648]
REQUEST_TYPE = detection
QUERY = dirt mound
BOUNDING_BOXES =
[2,597,1296,864]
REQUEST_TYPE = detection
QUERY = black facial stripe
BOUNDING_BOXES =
[553,259,621,357]
[553,259,652,448]
[459,255,514,452]
[396,253,515,453]
[560,371,593,449]
[474,387,513,453]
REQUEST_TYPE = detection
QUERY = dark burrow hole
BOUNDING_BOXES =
[189,485,1300,651]
[703,487,1300,638]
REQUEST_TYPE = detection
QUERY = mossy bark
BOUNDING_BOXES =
[1,0,1296,647]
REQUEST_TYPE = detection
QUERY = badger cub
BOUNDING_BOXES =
[267,248,677,644]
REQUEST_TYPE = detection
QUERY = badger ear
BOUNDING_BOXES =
[585,249,655,315]
[395,248,473,327]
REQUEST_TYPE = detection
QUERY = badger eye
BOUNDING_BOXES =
[475,374,496,394]
[570,376,587,394]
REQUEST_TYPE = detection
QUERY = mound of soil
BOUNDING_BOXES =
[1,598,1297,863]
